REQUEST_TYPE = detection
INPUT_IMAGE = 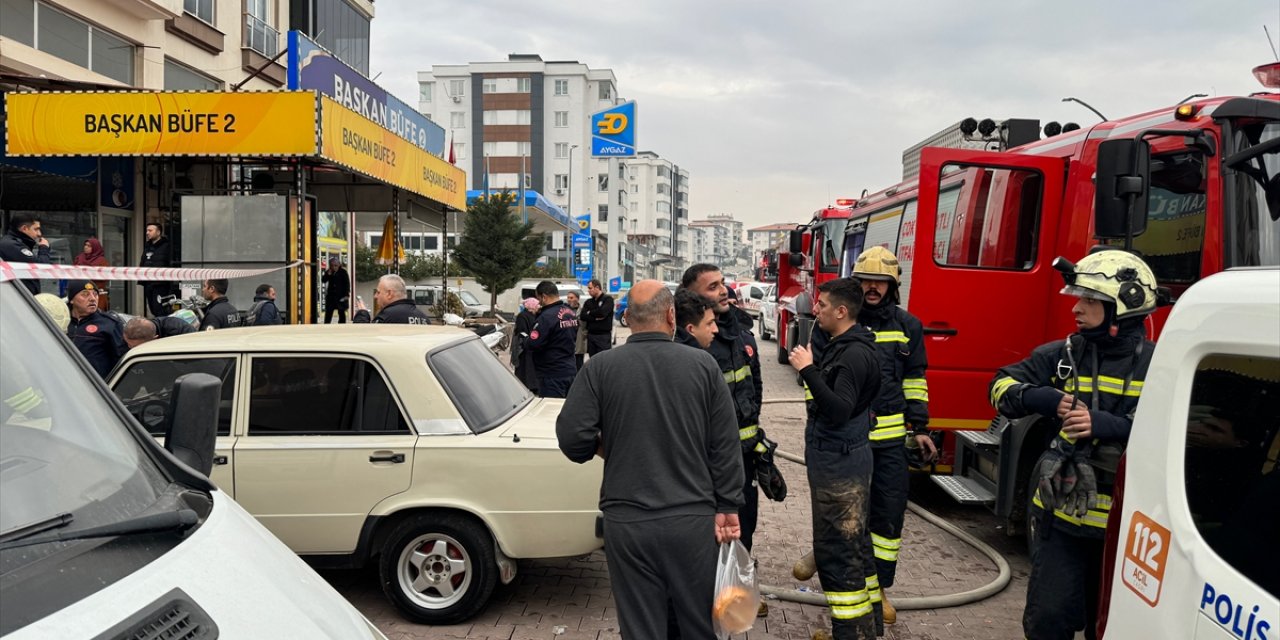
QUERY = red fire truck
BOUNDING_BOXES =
[774,64,1280,534]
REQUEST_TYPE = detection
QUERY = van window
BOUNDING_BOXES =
[113,357,236,436]
[1103,150,1207,289]
[1182,354,1280,598]
[934,165,1041,270]
[247,357,409,434]
[413,290,435,306]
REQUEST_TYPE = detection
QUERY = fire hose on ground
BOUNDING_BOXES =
[756,397,1012,609]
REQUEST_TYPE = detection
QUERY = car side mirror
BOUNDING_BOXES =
[164,373,221,476]
[1094,138,1150,240]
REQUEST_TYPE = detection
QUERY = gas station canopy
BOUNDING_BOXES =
[465,189,572,234]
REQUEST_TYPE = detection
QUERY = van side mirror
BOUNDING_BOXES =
[164,373,221,477]
[1094,139,1150,240]
[788,230,803,254]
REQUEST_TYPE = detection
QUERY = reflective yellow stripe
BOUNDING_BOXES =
[865,575,880,590]
[868,586,882,603]
[870,413,907,441]
[804,383,813,400]
[991,377,1019,405]
[5,387,42,413]
[830,602,875,620]
[875,413,905,427]
[870,533,901,550]
[1033,491,1114,528]
[739,425,759,441]
[825,590,869,605]
[874,330,908,343]
[723,365,752,384]
[903,378,929,402]
[1065,376,1143,398]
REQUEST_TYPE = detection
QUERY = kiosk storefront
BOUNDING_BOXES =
[3,90,465,322]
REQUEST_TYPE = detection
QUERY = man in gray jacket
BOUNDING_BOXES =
[557,279,744,639]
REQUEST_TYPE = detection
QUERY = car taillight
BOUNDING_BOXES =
[1095,452,1127,638]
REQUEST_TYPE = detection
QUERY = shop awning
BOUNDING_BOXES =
[2,90,466,211]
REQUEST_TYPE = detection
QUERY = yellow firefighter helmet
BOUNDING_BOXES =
[852,246,901,284]
[1055,250,1158,319]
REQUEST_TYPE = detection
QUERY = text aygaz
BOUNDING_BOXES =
[83,111,238,137]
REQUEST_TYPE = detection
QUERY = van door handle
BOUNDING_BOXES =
[923,326,958,336]
[369,452,406,464]
[213,455,228,466]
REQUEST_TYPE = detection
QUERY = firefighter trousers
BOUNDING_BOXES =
[868,444,909,588]
[806,437,881,640]
[741,451,760,551]
[1023,528,1103,640]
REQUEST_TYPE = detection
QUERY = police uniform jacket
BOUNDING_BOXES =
[0,228,51,294]
[155,315,197,337]
[580,294,614,335]
[858,303,930,446]
[67,311,126,377]
[801,325,880,445]
[527,301,579,380]
[708,309,763,446]
[357,298,432,324]
[989,322,1153,536]
[201,297,241,330]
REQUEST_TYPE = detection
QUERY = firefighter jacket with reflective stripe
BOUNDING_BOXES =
[858,302,930,446]
[801,325,880,446]
[989,323,1153,536]
[708,309,762,441]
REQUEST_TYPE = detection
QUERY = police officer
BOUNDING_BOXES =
[989,250,1158,640]
[682,264,767,614]
[854,246,930,623]
[200,279,241,330]
[526,281,579,398]
[139,223,177,317]
[353,274,432,324]
[0,213,52,295]
[65,280,126,378]
[788,277,881,640]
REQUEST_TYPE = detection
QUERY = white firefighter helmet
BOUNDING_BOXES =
[852,246,900,283]
[33,293,70,331]
[1054,250,1158,319]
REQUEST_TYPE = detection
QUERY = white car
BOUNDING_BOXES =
[757,283,778,341]
[109,326,604,625]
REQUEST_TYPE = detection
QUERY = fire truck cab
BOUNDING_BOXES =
[775,65,1280,535]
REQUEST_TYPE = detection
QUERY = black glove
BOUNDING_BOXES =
[1034,441,1071,510]
[753,430,787,502]
[1060,457,1098,518]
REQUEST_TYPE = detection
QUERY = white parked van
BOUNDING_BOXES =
[0,275,384,639]
[1098,268,1279,639]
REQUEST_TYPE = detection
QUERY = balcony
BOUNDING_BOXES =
[102,0,180,20]
[243,13,279,58]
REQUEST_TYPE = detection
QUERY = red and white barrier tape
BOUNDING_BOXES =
[0,260,304,283]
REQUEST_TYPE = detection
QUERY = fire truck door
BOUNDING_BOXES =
[909,148,1066,431]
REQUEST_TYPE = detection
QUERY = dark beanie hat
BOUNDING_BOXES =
[66,279,98,298]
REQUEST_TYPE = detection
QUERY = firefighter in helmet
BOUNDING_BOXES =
[989,250,1158,640]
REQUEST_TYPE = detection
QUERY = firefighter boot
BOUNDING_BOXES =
[758,601,769,618]
[882,591,896,624]
[793,551,818,581]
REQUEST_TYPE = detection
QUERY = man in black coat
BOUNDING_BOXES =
[526,281,579,398]
[579,278,614,356]
[139,223,178,317]
[200,279,241,330]
[248,284,283,325]
[322,257,351,323]
[65,280,127,378]
[123,315,196,350]
[0,212,52,294]
[353,274,432,324]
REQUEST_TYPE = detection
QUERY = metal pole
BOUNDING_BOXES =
[442,205,449,317]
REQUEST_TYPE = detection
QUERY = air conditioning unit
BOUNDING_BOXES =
[555,189,564,195]
[451,96,462,103]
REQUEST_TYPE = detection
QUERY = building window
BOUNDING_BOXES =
[423,236,439,251]
[448,79,466,98]
[482,142,497,156]
[419,82,433,102]
[482,79,497,93]
[555,174,569,190]
[618,163,626,179]
[631,184,639,193]
[482,110,532,125]
[657,202,671,214]
[618,189,626,206]
[164,58,221,90]
[554,79,569,96]
[555,111,569,128]
[658,166,671,178]
[242,0,277,57]
[598,205,608,222]
[598,174,609,192]
[632,201,639,212]
[183,0,213,25]
[517,77,531,92]
[450,112,466,129]
[555,143,569,159]
[309,0,370,74]
[26,3,135,85]
[1,0,35,45]
[599,82,613,100]
[453,142,466,160]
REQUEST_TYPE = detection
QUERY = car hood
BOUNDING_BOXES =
[497,397,565,442]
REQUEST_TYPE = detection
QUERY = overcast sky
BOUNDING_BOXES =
[371,1,1273,230]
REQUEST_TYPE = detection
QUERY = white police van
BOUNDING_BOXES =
[0,273,385,638]
[1099,268,1279,639]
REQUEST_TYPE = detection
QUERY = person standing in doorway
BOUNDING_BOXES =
[0,213,52,295]
[74,237,111,311]
[321,257,350,324]
[579,279,615,358]
[139,223,177,317]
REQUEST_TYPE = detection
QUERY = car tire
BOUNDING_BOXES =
[379,514,497,625]
[759,316,772,341]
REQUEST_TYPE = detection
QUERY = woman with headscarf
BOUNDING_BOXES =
[74,237,110,311]
[511,298,541,394]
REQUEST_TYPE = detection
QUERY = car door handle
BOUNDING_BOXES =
[369,452,406,464]
[213,455,229,466]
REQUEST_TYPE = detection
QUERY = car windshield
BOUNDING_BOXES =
[429,338,533,434]
[457,290,481,306]
[0,284,170,545]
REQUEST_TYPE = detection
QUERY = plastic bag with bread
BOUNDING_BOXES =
[712,540,759,638]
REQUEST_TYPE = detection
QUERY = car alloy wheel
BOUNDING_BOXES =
[380,514,496,624]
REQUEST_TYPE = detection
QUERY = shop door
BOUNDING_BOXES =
[100,213,131,314]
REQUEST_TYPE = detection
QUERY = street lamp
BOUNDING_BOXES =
[565,144,579,271]
[567,144,579,218]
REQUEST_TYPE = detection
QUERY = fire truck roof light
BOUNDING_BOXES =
[1253,62,1280,89]
[835,198,856,206]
